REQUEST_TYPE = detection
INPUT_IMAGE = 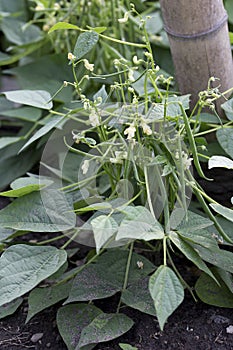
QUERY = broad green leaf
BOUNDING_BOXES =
[221,97,233,120]
[208,155,233,169]
[0,96,14,111]
[116,206,164,241]
[91,215,118,253]
[149,265,184,330]
[177,229,218,249]
[195,268,233,307]
[0,184,43,197]
[0,0,27,19]
[74,31,99,60]
[57,304,102,350]
[10,176,53,190]
[65,264,121,303]
[78,313,134,348]
[2,107,42,122]
[0,137,22,150]
[121,277,156,316]
[1,18,42,45]
[119,344,138,350]
[0,244,67,307]
[3,90,53,110]
[19,116,65,152]
[0,190,76,232]
[149,95,190,120]
[176,210,213,232]
[66,250,155,304]
[192,244,233,273]
[26,282,71,323]
[226,0,233,24]
[0,143,41,189]
[214,267,233,293]
[48,22,80,34]
[169,231,217,282]
[5,54,73,101]
[210,203,233,223]
[0,298,23,320]
[216,128,233,158]
[0,227,14,242]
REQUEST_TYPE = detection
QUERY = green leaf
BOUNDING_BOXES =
[73,31,99,60]
[66,249,155,303]
[91,215,118,253]
[10,176,53,190]
[57,304,102,350]
[116,206,164,241]
[65,264,121,302]
[169,231,218,282]
[210,203,233,223]
[0,184,43,197]
[0,227,14,242]
[0,190,76,232]
[3,90,53,110]
[86,25,107,34]
[175,210,213,232]
[26,283,71,323]
[2,107,42,122]
[119,344,138,350]
[221,97,233,120]
[0,137,22,150]
[216,128,233,158]
[0,144,41,189]
[1,18,42,45]
[19,116,65,152]
[48,22,80,34]
[5,54,73,102]
[121,277,156,316]
[226,0,233,24]
[192,244,233,273]
[0,244,67,307]
[195,267,233,307]
[149,265,184,330]
[78,313,134,348]
[0,298,23,320]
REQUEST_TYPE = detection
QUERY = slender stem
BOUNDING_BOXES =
[167,249,197,302]
[144,165,156,220]
[117,242,134,312]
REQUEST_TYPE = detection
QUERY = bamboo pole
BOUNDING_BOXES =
[159,0,233,114]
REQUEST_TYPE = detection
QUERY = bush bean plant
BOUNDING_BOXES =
[0,1,233,348]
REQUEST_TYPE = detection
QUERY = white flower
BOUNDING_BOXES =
[124,125,136,140]
[141,122,152,136]
[175,151,193,170]
[81,160,89,175]
[53,3,60,10]
[118,12,129,23]
[83,59,94,72]
[35,4,45,11]
[133,56,143,65]
[89,109,100,127]
[110,157,123,164]
[68,52,76,61]
[128,69,135,82]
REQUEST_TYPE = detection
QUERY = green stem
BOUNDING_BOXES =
[167,249,197,302]
[117,242,134,312]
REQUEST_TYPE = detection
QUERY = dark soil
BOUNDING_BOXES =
[0,292,232,350]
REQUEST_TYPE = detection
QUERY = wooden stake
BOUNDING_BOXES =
[159,0,233,114]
